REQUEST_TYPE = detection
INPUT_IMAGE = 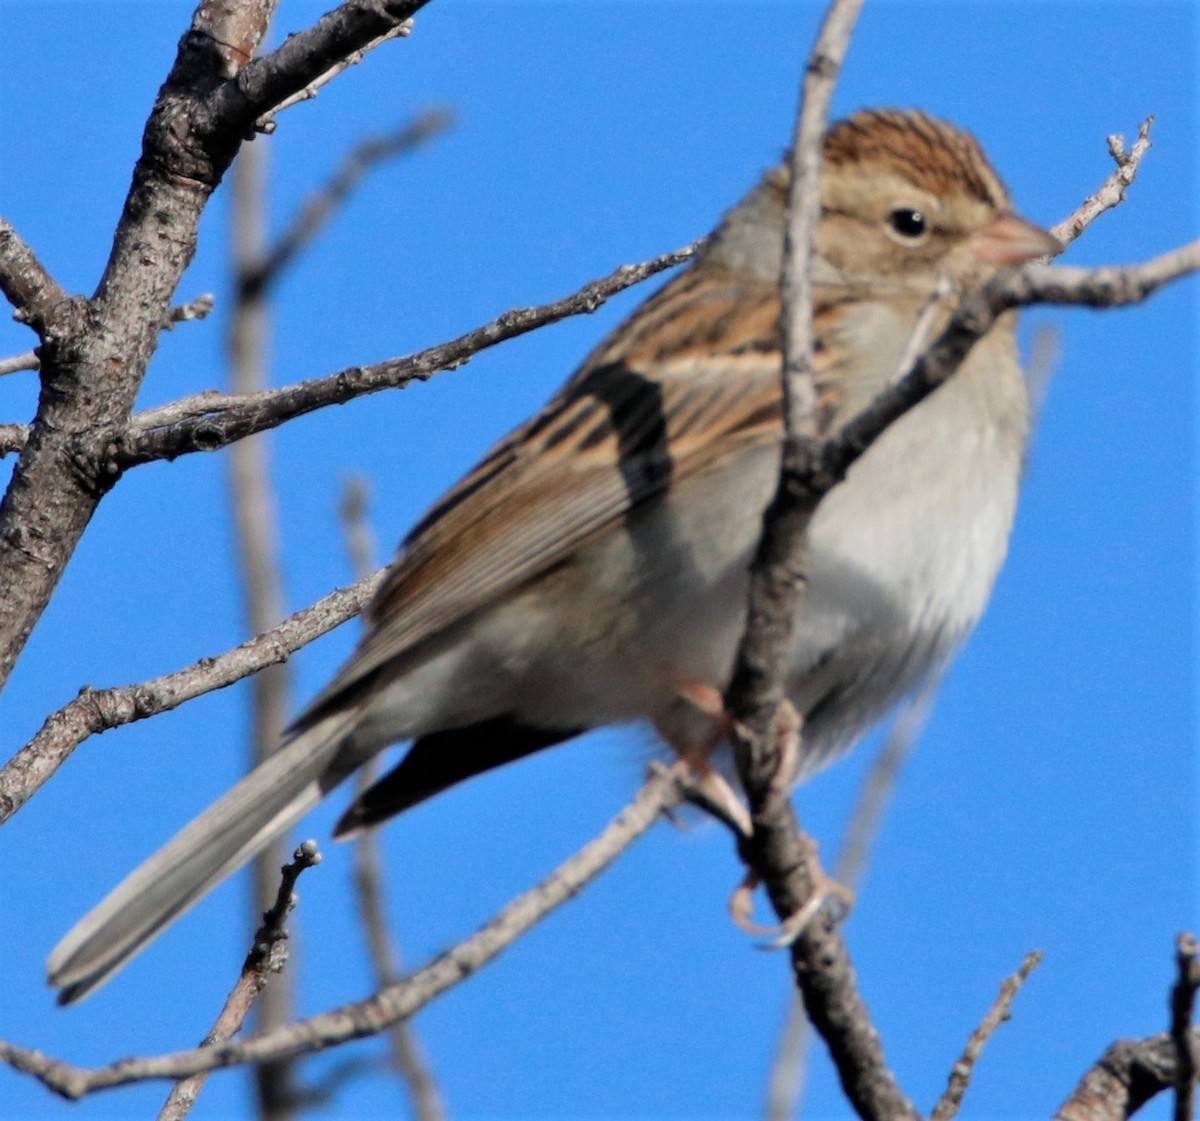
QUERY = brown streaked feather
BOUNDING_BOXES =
[295,266,785,722]
[823,109,1008,209]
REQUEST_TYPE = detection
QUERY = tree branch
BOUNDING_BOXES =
[763,684,937,1121]
[156,843,321,1121]
[1056,1031,1200,1121]
[1051,117,1153,248]
[0,351,41,377]
[0,768,683,1099]
[1172,933,1200,1121]
[0,424,30,459]
[930,951,1043,1121]
[210,1,431,133]
[0,570,384,827]
[721,2,923,1120]
[254,21,419,133]
[119,241,701,466]
[0,217,73,338]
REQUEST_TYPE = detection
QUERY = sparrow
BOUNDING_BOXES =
[48,109,1059,1002]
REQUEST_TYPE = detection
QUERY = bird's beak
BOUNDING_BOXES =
[971,212,1062,265]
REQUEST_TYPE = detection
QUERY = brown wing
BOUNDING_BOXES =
[296,266,783,722]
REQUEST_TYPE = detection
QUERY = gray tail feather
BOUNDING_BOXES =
[47,710,358,1004]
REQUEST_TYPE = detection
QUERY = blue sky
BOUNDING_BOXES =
[0,2,1195,1119]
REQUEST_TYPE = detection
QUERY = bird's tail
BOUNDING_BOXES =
[47,709,358,1004]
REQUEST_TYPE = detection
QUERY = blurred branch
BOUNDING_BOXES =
[339,479,446,1121]
[763,685,937,1121]
[1051,118,1153,248]
[930,950,1043,1121]
[156,843,322,1121]
[164,293,216,331]
[1025,322,1062,416]
[244,108,454,299]
[120,240,702,465]
[0,768,685,1098]
[1056,1030,1200,1121]
[227,132,298,1121]
[1172,933,1200,1121]
[0,569,385,827]
[0,351,39,376]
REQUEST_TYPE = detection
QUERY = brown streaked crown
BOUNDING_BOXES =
[823,109,1010,210]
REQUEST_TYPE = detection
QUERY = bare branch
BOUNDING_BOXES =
[163,293,215,331]
[0,570,384,827]
[244,108,454,297]
[0,768,683,1099]
[930,951,1043,1121]
[120,241,701,465]
[1056,1031,1200,1121]
[254,21,416,132]
[0,351,39,376]
[1172,932,1200,1121]
[0,217,73,338]
[156,842,321,1121]
[0,292,213,382]
[0,424,30,458]
[1051,117,1153,248]
[212,2,431,133]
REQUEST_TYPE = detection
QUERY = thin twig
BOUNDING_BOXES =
[0,350,39,376]
[254,20,416,133]
[156,843,322,1121]
[0,768,684,1098]
[1172,933,1200,1121]
[930,951,1044,1121]
[121,240,701,465]
[245,108,454,298]
[0,423,31,458]
[1051,118,1153,248]
[0,569,385,827]
[0,216,73,338]
[340,479,446,1121]
[163,293,215,330]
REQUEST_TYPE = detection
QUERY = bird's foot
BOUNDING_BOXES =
[728,839,854,947]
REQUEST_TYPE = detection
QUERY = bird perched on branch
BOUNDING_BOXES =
[50,109,1059,1003]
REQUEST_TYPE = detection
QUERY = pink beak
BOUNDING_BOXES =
[971,212,1062,265]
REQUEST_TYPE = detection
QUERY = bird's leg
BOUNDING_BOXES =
[656,682,752,839]
[728,699,853,944]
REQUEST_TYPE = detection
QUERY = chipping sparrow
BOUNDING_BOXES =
[49,109,1059,1001]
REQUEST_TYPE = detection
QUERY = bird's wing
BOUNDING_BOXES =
[296,269,782,724]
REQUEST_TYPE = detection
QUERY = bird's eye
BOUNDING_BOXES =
[887,208,928,240]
